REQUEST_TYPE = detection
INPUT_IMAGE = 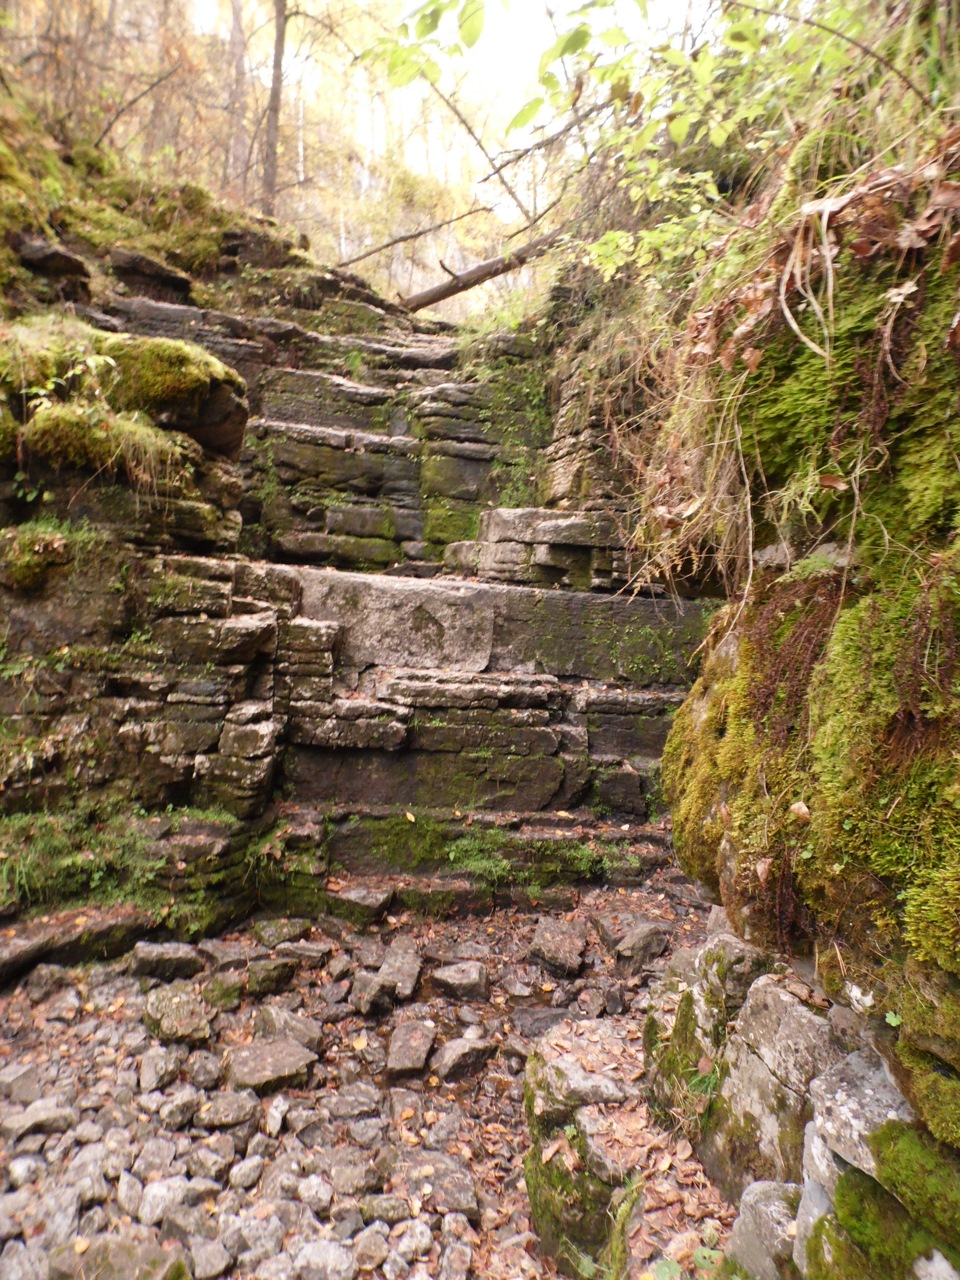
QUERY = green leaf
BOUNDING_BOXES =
[387,49,424,87]
[599,25,630,47]
[723,21,762,52]
[886,1011,903,1027]
[709,122,730,148]
[506,96,545,133]
[458,0,484,48]
[415,5,442,38]
[668,114,693,145]
[652,1261,683,1280]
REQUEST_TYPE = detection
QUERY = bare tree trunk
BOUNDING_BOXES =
[399,232,559,313]
[261,0,287,217]
[224,0,248,197]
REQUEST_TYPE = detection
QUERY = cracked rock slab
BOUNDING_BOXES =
[225,1038,317,1093]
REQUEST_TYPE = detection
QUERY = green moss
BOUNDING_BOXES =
[868,1121,960,1249]
[0,516,102,593]
[834,1166,960,1278]
[423,499,479,547]
[806,1215,883,1280]
[895,1042,960,1150]
[98,335,245,416]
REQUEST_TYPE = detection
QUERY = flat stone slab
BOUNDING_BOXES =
[614,921,671,973]
[0,1098,78,1143]
[195,1090,259,1128]
[529,918,588,977]
[387,1021,437,1076]
[225,1037,317,1093]
[431,961,488,1000]
[49,1233,190,1280]
[254,1004,324,1053]
[430,1036,496,1081]
[131,941,205,980]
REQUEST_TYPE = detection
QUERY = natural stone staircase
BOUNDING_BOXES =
[1,271,707,912]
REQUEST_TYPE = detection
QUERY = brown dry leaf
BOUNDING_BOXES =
[944,231,960,272]
[789,800,811,821]
[755,856,774,888]
[931,180,960,209]
[697,1055,714,1076]
[741,345,764,373]
[675,1137,693,1160]
[819,474,849,492]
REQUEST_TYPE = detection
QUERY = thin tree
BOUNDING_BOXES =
[262,0,288,217]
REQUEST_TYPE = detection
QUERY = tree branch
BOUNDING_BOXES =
[94,61,182,148]
[425,80,533,223]
[398,231,561,313]
[336,206,493,269]
[726,0,933,109]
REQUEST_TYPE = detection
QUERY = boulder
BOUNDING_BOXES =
[726,1181,802,1280]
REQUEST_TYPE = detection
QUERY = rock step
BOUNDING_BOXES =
[283,804,672,885]
[282,670,675,816]
[297,567,705,685]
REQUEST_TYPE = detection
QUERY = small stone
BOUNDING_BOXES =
[48,1233,190,1280]
[396,1221,433,1262]
[159,1084,201,1129]
[138,1175,190,1226]
[330,885,394,925]
[184,1050,222,1090]
[117,1170,143,1217]
[614,921,671,973]
[230,1155,265,1190]
[23,964,69,1003]
[186,1134,234,1181]
[198,1091,259,1128]
[378,940,422,1001]
[431,962,488,1000]
[253,918,311,948]
[387,1022,437,1076]
[202,973,245,1011]
[191,1237,233,1279]
[297,1174,334,1215]
[132,941,205,980]
[143,982,211,1045]
[226,1038,317,1094]
[353,1224,389,1270]
[0,1099,79,1143]
[0,1063,42,1105]
[529,918,588,977]
[430,1037,496,1081]
[350,970,395,1016]
[247,958,299,997]
[132,1137,177,1180]
[398,1152,478,1219]
[8,1156,44,1189]
[359,1194,409,1225]
[256,1004,324,1053]
[294,1239,359,1280]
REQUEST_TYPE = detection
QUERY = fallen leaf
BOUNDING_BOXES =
[789,800,811,821]
[741,345,764,373]
[74,1239,90,1255]
[819,474,849,492]
[755,856,774,888]
[405,811,416,823]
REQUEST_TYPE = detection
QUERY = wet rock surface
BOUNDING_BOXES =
[0,868,732,1279]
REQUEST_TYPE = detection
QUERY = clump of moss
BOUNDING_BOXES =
[0,516,100,593]
[868,1121,960,1250]
[0,316,247,489]
[833,1166,960,1279]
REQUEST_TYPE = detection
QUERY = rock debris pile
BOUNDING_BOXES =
[0,870,733,1280]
